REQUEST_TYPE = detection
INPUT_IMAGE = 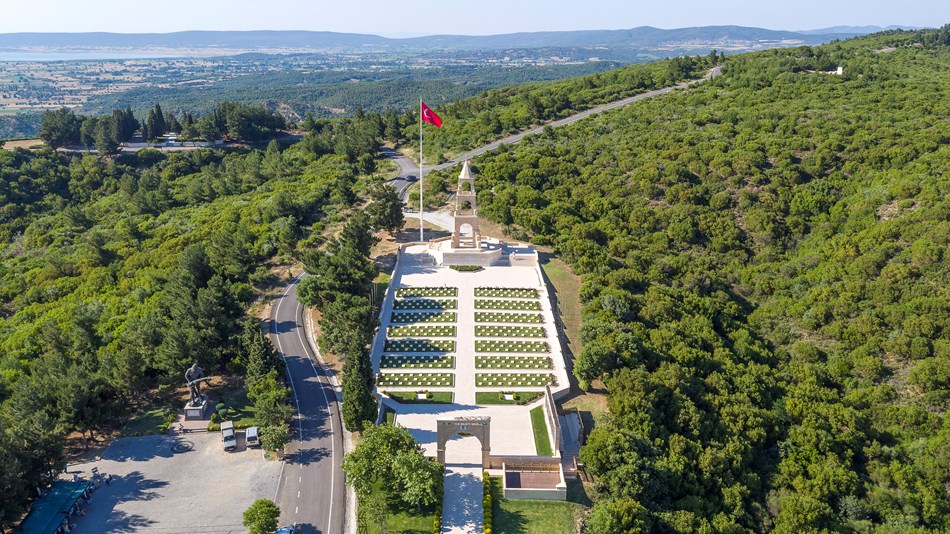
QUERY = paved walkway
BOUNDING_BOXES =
[455,280,477,405]
[442,437,483,534]
[404,209,455,233]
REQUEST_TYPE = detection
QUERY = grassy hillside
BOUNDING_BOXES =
[458,28,950,532]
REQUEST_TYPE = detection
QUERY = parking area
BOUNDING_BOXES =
[68,431,281,533]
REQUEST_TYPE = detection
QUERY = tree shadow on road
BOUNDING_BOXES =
[284,445,331,466]
[268,318,300,335]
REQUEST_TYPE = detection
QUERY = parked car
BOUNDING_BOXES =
[221,420,236,451]
[246,426,260,448]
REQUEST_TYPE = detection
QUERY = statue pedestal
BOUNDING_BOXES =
[183,396,212,421]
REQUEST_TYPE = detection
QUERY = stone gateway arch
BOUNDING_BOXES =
[436,417,491,467]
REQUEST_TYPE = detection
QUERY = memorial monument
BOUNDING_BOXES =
[183,362,213,420]
[426,161,537,267]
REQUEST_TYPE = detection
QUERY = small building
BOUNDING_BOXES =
[502,459,567,501]
[16,480,90,534]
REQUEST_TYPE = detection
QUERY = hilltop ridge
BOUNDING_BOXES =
[0,24,868,53]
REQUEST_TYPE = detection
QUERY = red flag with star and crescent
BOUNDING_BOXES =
[421,101,443,128]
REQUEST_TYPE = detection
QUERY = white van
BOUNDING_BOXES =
[245,426,260,448]
[221,420,236,451]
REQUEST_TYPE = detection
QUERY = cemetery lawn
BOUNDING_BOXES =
[121,405,177,437]
[530,406,553,456]
[386,391,455,404]
[475,392,544,405]
[490,477,584,534]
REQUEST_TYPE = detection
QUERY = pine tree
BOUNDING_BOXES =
[339,211,379,257]
[166,113,181,133]
[239,318,283,389]
[366,182,405,235]
[80,118,97,150]
[38,108,81,148]
[153,103,166,137]
[93,118,118,156]
[341,342,376,432]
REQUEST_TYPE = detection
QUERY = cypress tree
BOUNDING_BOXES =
[341,342,377,432]
[153,103,167,137]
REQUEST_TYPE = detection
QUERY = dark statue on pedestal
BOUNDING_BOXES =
[185,363,208,407]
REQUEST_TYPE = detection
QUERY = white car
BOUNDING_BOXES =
[221,420,236,451]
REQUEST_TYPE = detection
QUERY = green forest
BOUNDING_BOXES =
[1,24,949,533]
[0,109,389,528]
[438,28,948,532]
[81,63,621,121]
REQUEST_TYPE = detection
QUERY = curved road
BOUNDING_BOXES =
[270,275,345,534]
[385,69,720,199]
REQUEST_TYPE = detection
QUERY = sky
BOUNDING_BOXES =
[1,0,947,36]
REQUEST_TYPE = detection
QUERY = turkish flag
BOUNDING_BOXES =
[421,101,443,128]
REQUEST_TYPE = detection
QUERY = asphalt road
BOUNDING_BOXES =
[270,275,345,534]
[383,69,719,201]
[382,147,419,202]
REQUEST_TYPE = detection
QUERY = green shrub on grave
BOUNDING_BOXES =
[474,299,541,311]
[396,286,459,298]
[474,325,546,338]
[394,298,458,310]
[475,373,556,387]
[384,339,456,352]
[474,312,543,324]
[388,325,457,338]
[381,355,456,369]
[391,311,457,324]
[475,356,552,369]
[475,287,539,299]
[475,340,550,353]
[376,372,455,387]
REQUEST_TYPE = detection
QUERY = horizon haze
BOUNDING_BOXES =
[0,0,946,37]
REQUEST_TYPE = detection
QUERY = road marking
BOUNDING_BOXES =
[272,274,306,509]
[299,476,302,483]
[297,491,301,498]
[274,275,306,442]
[296,298,338,534]
[296,506,299,514]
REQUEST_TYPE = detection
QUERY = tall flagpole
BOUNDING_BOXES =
[419,97,425,243]
[419,98,424,242]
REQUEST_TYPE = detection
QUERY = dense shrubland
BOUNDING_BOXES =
[461,28,950,532]
[0,110,388,528]
[401,54,717,163]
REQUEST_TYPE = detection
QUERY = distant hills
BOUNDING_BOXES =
[797,24,923,35]
[400,26,847,50]
[0,25,916,54]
